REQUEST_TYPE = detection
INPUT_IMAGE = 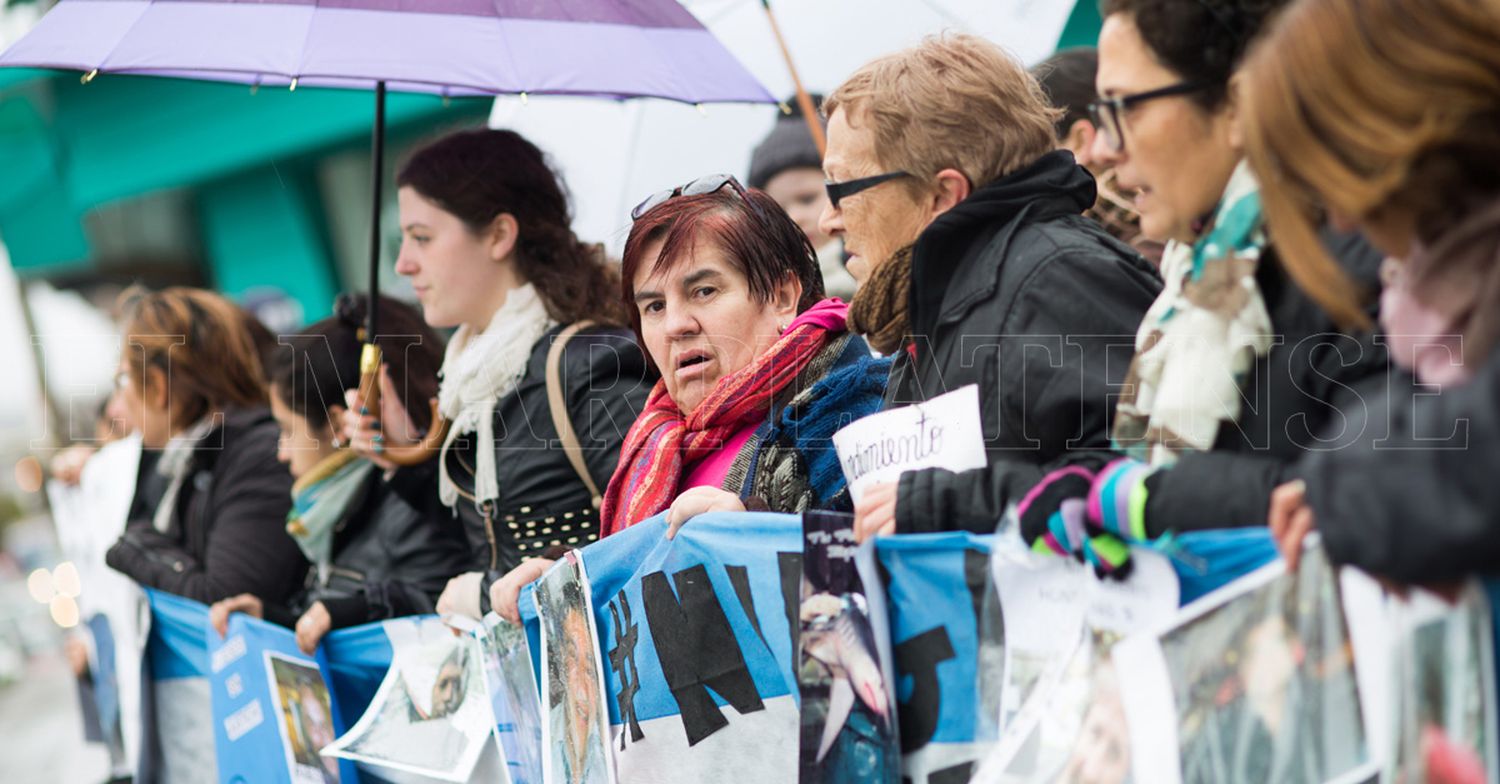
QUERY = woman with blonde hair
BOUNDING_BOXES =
[104,286,306,606]
[1248,0,1500,583]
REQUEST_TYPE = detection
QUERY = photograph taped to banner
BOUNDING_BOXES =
[798,510,900,782]
[1385,583,1498,784]
[479,613,545,784]
[265,651,341,784]
[537,551,615,784]
[322,617,491,782]
[1114,544,1376,784]
[977,546,1177,783]
[972,629,1133,784]
[832,384,986,505]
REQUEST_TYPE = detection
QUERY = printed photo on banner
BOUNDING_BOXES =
[1386,584,1498,784]
[536,551,614,784]
[832,384,986,504]
[1115,545,1376,784]
[265,652,341,784]
[479,613,546,784]
[973,630,1131,784]
[976,544,1177,784]
[323,618,492,782]
[798,510,900,783]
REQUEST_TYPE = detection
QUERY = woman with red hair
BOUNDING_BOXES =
[491,175,889,621]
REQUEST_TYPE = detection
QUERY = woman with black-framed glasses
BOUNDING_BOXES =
[1015,0,1390,576]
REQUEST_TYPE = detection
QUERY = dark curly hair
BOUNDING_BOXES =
[1100,0,1290,109]
[397,128,627,326]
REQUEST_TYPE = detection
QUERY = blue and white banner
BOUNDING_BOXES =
[208,611,357,784]
[523,512,803,784]
[874,532,998,784]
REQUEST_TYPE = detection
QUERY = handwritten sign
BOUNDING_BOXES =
[832,384,988,504]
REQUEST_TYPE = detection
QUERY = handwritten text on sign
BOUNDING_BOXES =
[832,384,988,504]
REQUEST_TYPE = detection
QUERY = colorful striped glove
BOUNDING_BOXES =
[1017,465,1133,579]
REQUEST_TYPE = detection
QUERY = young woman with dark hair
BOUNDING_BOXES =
[489,177,890,628]
[210,295,472,653]
[342,128,651,620]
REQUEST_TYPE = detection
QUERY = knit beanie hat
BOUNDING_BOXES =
[747,94,826,190]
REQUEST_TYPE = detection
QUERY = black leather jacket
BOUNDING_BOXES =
[106,407,306,605]
[444,323,650,610]
[266,461,473,630]
[889,151,1162,534]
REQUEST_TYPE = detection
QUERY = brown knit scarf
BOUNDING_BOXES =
[848,244,913,355]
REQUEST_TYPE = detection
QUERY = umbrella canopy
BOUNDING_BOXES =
[0,0,772,104]
[0,0,774,465]
[491,0,1092,252]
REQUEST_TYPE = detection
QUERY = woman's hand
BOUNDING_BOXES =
[853,481,899,543]
[340,364,420,471]
[295,602,333,655]
[665,487,746,539]
[489,558,555,625]
[436,572,485,620]
[1268,480,1316,571]
[51,445,98,486]
[209,593,264,637]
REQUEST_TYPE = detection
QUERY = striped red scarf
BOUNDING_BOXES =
[601,308,844,535]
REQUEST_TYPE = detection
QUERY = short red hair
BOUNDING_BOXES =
[620,186,825,369]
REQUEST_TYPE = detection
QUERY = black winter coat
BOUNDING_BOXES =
[889,150,1162,534]
[1302,345,1500,584]
[105,407,306,605]
[444,324,650,611]
[265,461,473,630]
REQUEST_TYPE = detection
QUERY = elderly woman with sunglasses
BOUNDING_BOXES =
[489,174,890,623]
[1016,0,1390,573]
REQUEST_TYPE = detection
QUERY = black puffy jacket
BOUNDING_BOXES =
[889,150,1162,534]
[106,407,306,605]
[1303,346,1500,584]
[264,460,473,630]
[444,324,650,610]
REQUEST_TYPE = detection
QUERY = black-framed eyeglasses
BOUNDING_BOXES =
[1088,81,1207,153]
[631,173,747,220]
[824,171,911,208]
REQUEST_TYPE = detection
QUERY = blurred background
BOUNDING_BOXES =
[0,0,1098,779]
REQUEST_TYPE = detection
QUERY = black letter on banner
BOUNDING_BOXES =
[607,591,644,747]
[894,626,955,753]
[641,565,765,746]
[777,552,801,658]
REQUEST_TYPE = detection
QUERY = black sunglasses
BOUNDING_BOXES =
[824,171,912,208]
[631,173,748,220]
[1088,81,1208,153]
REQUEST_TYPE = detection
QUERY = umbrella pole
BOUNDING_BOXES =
[759,0,825,157]
[359,81,450,466]
[358,82,387,438]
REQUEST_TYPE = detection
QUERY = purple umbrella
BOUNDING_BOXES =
[1,0,772,462]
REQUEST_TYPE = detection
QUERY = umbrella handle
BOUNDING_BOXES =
[357,343,449,466]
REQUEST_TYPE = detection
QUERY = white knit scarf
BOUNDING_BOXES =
[1112,161,1275,466]
[151,416,217,533]
[437,284,556,509]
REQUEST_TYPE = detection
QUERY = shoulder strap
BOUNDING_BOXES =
[545,320,602,508]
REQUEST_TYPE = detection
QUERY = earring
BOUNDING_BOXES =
[777,323,787,334]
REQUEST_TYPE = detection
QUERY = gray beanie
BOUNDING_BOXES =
[747,95,825,190]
